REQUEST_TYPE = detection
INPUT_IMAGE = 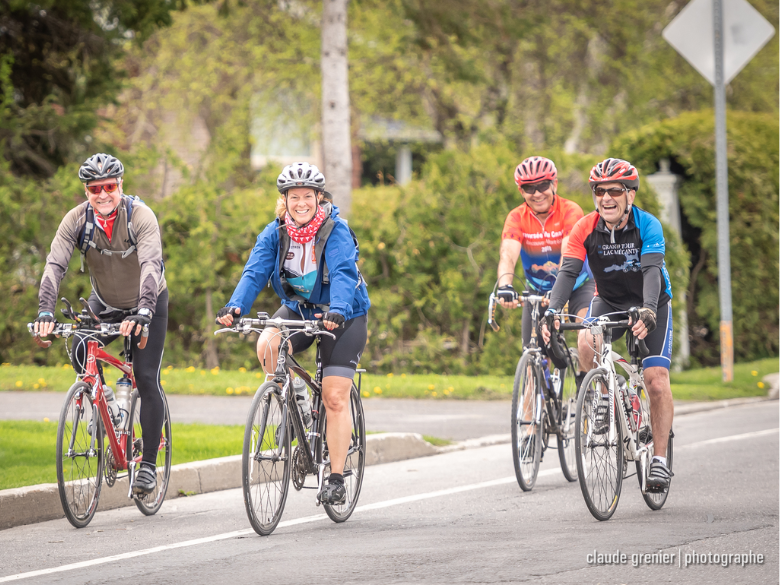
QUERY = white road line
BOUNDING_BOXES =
[1,428,776,583]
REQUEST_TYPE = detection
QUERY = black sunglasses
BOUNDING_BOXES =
[593,186,628,198]
[521,181,553,195]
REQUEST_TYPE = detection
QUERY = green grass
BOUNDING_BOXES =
[0,420,243,490]
[668,357,778,401]
[0,357,776,403]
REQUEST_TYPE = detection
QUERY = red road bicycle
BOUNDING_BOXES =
[29,297,172,528]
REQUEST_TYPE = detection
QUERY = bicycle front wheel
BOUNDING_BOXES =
[557,347,580,482]
[322,383,366,523]
[511,353,543,491]
[575,369,623,521]
[242,381,291,536]
[128,390,172,516]
[56,381,104,528]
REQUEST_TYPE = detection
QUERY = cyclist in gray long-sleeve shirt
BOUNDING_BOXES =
[34,153,168,496]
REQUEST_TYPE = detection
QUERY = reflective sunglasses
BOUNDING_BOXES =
[86,182,120,195]
[593,186,627,198]
[521,180,553,195]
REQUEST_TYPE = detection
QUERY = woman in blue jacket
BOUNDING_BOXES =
[216,162,369,505]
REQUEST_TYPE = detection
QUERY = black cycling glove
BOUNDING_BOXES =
[35,311,55,326]
[123,310,152,333]
[216,307,241,324]
[637,308,657,332]
[497,284,519,303]
[321,311,345,328]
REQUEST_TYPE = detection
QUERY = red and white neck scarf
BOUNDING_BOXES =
[95,209,118,242]
[284,205,326,244]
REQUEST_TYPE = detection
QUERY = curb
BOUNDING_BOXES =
[0,432,439,531]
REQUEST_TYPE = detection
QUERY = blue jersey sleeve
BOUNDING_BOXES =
[227,221,279,314]
[635,208,666,255]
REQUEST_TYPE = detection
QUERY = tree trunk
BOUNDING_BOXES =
[321,0,352,216]
[204,288,219,370]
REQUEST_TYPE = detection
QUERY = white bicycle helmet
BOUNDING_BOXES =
[277,162,325,194]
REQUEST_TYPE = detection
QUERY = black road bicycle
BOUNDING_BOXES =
[216,313,366,536]
[489,290,580,491]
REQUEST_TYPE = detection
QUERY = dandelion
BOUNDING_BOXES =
[387,373,394,378]
[751,370,758,376]
[500,384,505,388]
[226,387,234,395]
[428,384,435,390]
[374,387,383,394]
[362,391,370,398]
[189,384,194,390]
[161,380,167,386]
[15,381,22,387]
[211,368,219,375]
[255,373,263,378]
[1,363,9,367]
[43,417,50,422]
[401,373,407,379]
[166,365,173,370]
[33,383,39,389]
[186,366,196,373]
[432,391,438,397]
[200,370,206,376]
[38,378,46,385]
[377,242,386,250]
[239,367,247,373]
[62,364,72,370]
[758,382,765,389]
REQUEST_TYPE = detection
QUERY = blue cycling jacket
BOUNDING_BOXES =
[227,205,370,320]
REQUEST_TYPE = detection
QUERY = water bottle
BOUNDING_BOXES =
[629,385,643,429]
[292,376,312,428]
[103,385,119,426]
[115,376,133,430]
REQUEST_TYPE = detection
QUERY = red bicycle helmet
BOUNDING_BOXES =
[514,156,558,188]
[588,158,639,191]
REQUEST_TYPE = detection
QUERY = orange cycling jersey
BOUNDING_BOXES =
[501,196,591,292]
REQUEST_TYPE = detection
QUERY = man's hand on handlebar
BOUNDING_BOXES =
[540,309,560,345]
[628,307,656,340]
[315,311,345,331]
[34,311,56,337]
[496,284,520,309]
[216,307,242,327]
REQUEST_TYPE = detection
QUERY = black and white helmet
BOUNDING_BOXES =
[79,153,124,182]
[277,162,325,194]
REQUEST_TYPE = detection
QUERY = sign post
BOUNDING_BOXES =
[662,0,774,381]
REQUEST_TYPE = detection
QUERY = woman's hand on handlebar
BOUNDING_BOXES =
[316,311,345,331]
[216,307,241,327]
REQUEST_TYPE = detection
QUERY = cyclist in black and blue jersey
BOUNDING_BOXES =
[541,158,674,491]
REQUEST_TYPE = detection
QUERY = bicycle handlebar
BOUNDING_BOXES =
[27,322,150,349]
[545,310,650,358]
[215,314,337,340]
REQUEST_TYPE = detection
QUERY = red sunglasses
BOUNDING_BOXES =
[86,182,120,195]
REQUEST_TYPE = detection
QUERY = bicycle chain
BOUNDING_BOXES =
[104,448,117,487]
[292,446,307,490]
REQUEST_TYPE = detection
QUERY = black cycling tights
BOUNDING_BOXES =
[71,289,168,467]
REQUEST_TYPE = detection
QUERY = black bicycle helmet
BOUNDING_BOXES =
[78,153,125,182]
[277,162,325,194]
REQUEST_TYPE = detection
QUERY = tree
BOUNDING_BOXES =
[321,0,352,214]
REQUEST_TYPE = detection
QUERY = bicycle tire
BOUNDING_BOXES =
[557,347,580,482]
[511,353,543,491]
[575,368,623,521]
[56,381,104,528]
[635,385,674,510]
[322,383,366,523]
[242,381,291,536]
[128,390,172,516]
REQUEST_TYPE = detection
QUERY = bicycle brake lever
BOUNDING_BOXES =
[79,297,101,323]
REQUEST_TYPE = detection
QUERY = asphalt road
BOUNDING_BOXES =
[0,401,777,584]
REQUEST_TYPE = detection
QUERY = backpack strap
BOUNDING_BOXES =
[77,204,97,273]
[122,196,139,258]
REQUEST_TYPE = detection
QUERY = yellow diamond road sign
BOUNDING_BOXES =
[663,0,775,85]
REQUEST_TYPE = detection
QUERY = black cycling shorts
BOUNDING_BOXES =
[585,296,673,370]
[522,279,596,347]
[271,306,368,379]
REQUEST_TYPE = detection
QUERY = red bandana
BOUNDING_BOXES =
[285,205,326,244]
[95,209,118,242]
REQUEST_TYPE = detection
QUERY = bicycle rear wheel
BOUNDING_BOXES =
[56,381,104,528]
[557,347,580,482]
[128,390,172,515]
[242,381,291,536]
[575,369,623,521]
[322,383,366,523]
[511,353,543,491]
[635,385,674,510]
